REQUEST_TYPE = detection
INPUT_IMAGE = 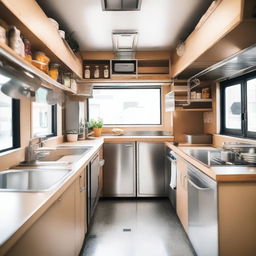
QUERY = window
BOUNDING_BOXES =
[32,88,57,137]
[221,71,256,138]
[0,85,20,152]
[88,88,161,125]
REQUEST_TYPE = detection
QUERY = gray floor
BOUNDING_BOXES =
[81,199,195,256]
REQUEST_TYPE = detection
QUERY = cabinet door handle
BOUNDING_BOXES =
[124,144,133,147]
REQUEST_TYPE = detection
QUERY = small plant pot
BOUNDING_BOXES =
[93,128,102,137]
[67,134,78,142]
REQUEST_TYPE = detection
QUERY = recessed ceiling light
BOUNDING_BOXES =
[102,0,142,11]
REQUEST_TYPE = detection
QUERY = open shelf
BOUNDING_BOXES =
[137,59,169,74]
[0,0,82,78]
[0,42,77,94]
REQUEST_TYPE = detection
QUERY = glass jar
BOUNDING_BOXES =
[34,51,50,64]
[49,63,60,81]
[63,73,72,88]
[84,65,90,79]
[103,65,109,78]
[23,38,32,63]
[94,65,100,79]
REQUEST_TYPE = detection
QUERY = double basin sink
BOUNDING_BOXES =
[0,146,92,192]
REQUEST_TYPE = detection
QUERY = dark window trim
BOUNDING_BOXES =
[32,103,57,138]
[0,99,20,153]
[221,70,256,139]
[87,87,162,126]
[45,104,57,138]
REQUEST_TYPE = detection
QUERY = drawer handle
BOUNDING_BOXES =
[188,179,211,191]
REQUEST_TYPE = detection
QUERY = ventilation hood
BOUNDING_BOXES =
[174,0,256,81]
[189,44,256,82]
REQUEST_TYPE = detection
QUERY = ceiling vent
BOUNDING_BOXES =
[102,0,142,11]
[112,31,138,59]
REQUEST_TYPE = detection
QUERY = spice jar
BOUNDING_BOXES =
[63,73,72,87]
[94,65,100,79]
[84,65,90,79]
[23,38,32,63]
[34,51,50,64]
[202,88,211,99]
[103,65,109,78]
[33,51,50,73]
[9,26,24,56]
[49,63,60,80]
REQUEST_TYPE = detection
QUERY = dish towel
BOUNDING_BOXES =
[170,162,177,189]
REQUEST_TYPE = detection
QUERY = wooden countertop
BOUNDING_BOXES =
[0,138,104,255]
[166,142,256,182]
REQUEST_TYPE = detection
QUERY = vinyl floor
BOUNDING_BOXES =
[80,199,195,256]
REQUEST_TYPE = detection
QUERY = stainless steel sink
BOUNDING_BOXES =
[0,169,70,192]
[19,145,93,167]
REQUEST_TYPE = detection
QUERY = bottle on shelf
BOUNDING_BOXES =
[84,65,90,79]
[94,65,100,78]
[103,65,109,78]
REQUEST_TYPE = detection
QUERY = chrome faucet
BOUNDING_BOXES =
[26,137,49,163]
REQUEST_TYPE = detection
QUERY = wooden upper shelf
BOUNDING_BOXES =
[0,0,83,78]
[172,0,256,79]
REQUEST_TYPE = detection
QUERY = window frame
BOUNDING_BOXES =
[87,86,162,126]
[32,103,57,138]
[0,99,20,153]
[221,71,256,139]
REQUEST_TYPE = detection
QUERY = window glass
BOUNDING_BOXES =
[32,88,53,136]
[0,85,13,151]
[225,84,241,130]
[247,78,256,132]
[89,88,161,125]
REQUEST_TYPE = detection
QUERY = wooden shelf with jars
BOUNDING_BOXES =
[0,0,83,79]
[167,79,213,112]
[82,58,171,81]
[0,42,77,94]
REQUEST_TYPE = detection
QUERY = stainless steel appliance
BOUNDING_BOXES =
[87,153,101,225]
[137,142,165,197]
[187,164,218,256]
[165,148,176,209]
[182,147,256,166]
[103,142,136,197]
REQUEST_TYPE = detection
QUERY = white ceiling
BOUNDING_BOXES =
[37,0,212,51]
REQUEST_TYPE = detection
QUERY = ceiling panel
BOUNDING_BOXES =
[37,0,212,51]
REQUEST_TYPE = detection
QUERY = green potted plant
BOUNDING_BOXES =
[87,118,103,137]
[66,129,78,142]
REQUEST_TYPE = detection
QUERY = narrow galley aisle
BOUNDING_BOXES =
[81,199,195,256]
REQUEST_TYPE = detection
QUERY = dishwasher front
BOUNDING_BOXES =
[187,164,218,256]
[103,142,136,197]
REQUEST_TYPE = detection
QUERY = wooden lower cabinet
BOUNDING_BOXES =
[6,167,88,256]
[176,156,188,232]
[75,168,87,255]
